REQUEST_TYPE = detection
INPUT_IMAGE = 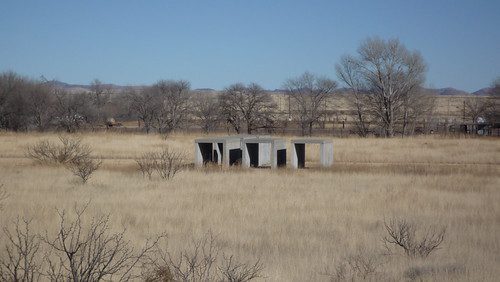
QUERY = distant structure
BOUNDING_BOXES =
[291,139,333,169]
[194,136,334,169]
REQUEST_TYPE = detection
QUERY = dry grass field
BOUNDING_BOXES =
[0,132,499,281]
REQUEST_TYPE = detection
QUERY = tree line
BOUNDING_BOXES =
[1,37,498,137]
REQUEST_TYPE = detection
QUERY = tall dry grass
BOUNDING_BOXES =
[0,132,498,281]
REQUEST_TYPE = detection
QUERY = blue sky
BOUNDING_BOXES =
[0,0,499,91]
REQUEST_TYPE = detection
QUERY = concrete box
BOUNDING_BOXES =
[241,137,286,169]
[291,139,333,169]
[194,135,257,167]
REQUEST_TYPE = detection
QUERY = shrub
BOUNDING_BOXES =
[323,250,382,281]
[153,148,185,180]
[135,148,185,180]
[383,218,446,259]
[26,136,91,165]
[135,152,156,180]
[66,156,102,184]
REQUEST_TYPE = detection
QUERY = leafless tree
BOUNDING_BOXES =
[323,250,381,281]
[284,72,337,136]
[383,218,445,259]
[336,37,427,137]
[0,217,44,281]
[336,57,370,136]
[151,80,191,134]
[25,82,56,131]
[43,203,163,281]
[125,87,159,134]
[219,83,277,134]
[53,90,95,132]
[90,79,112,126]
[464,97,492,123]
[0,71,30,131]
[193,95,221,133]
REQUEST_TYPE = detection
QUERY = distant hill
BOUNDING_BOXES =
[472,87,492,96]
[47,81,495,96]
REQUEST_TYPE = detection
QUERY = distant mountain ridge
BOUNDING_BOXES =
[48,80,493,96]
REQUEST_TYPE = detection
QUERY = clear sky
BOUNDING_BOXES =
[1,0,499,92]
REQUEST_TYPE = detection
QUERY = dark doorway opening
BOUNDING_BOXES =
[247,143,259,167]
[199,143,213,164]
[229,149,242,165]
[277,149,287,167]
[295,143,305,168]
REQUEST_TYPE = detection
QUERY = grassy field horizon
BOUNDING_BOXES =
[0,132,498,281]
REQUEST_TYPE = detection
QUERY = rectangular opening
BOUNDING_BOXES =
[295,143,305,168]
[247,143,259,167]
[229,149,242,165]
[277,149,286,167]
[198,143,213,164]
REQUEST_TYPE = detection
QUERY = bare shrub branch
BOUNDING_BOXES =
[26,136,91,165]
[323,250,381,281]
[66,156,102,184]
[42,203,164,281]
[135,153,156,180]
[153,148,185,180]
[219,253,264,282]
[0,217,44,281]
[383,218,446,259]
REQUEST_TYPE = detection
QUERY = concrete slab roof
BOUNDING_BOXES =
[242,137,285,143]
[195,135,259,143]
[291,138,333,144]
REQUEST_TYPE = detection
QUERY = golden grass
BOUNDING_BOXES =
[0,132,499,281]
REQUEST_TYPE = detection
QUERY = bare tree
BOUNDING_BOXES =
[53,90,95,132]
[336,37,427,137]
[90,79,112,127]
[151,80,191,134]
[193,95,221,133]
[25,82,56,131]
[284,72,337,136]
[43,203,163,281]
[464,97,492,123]
[0,217,44,281]
[126,87,159,134]
[219,83,277,134]
[0,71,30,131]
[336,57,370,136]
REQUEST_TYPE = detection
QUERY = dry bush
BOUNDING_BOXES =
[153,148,185,180]
[143,231,264,282]
[26,136,91,165]
[323,250,382,281]
[42,203,164,281]
[383,218,446,259]
[404,263,465,281]
[0,217,44,281]
[66,156,102,184]
[135,148,185,181]
[135,152,156,180]
[219,254,264,282]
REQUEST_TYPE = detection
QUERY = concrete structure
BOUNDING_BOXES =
[241,137,286,168]
[194,136,246,167]
[291,139,333,168]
